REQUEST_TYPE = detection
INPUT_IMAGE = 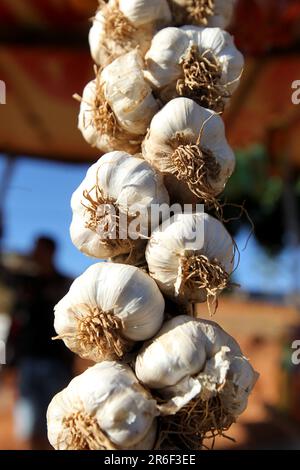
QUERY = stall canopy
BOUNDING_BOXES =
[0,0,300,165]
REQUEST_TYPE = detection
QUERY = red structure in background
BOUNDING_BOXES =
[0,0,299,51]
[0,0,299,164]
[0,0,97,30]
[232,0,300,54]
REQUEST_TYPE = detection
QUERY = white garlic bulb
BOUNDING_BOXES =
[168,0,236,29]
[77,50,159,154]
[142,97,235,204]
[54,263,165,362]
[89,0,172,67]
[146,212,234,311]
[135,315,258,420]
[47,362,159,450]
[70,151,169,261]
[144,26,244,112]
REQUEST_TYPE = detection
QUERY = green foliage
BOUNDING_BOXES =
[221,145,299,253]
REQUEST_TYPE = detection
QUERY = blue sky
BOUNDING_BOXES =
[0,154,298,293]
[0,155,92,278]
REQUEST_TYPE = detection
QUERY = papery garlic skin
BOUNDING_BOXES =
[101,51,159,135]
[168,0,236,29]
[54,263,165,362]
[89,0,172,67]
[78,50,159,154]
[47,362,158,450]
[135,316,258,417]
[144,26,244,108]
[221,356,258,416]
[118,0,172,26]
[70,151,169,260]
[142,97,235,200]
[145,212,234,303]
[135,315,207,389]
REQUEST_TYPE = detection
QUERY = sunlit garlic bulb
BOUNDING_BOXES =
[70,151,170,262]
[89,0,172,67]
[135,315,258,449]
[146,212,234,314]
[47,362,159,450]
[54,263,165,362]
[76,49,159,154]
[144,26,244,112]
[142,97,235,205]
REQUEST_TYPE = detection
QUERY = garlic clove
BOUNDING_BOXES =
[101,50,159,135]
[135,315,207,389]
[144,27,190,89]
[118,0,172,27]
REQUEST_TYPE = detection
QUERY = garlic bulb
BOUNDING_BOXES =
[47,362,159,450]
[77,50,159,154]
[168,0,236,29]
[54,263,165,362]
[142,97,235,204]
[135,315,241,390]
[135,315,258,448]
[144,26,244,112]
[70,151,169,261]
[146,212,234,312]
[89,0,172,67]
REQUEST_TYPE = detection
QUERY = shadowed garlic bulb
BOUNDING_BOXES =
[77,50,159,154]
[89,0,172,67]
[54,263,165,363]
[168,0,236,29]
[135,315,258,448]
[47,362,159,450]
[146,212,234,313]
[144,26,244,112]
[70,151,169,261]
[142,97,235,205]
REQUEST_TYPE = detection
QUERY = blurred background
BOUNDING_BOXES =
[0,0,300,450]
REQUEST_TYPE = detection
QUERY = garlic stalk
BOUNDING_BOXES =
[144,26,244,112]
[70,151,169,261]
[54,263,165,362]
[167,0,236,29]
[89,0,172,67]
[142,97,235,205]
[146,212,234,313]
[77,49,159,154]
[135,315,258,448]
[47,362,159,450]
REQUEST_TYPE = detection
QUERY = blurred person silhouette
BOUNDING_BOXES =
[3,236,74,450]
